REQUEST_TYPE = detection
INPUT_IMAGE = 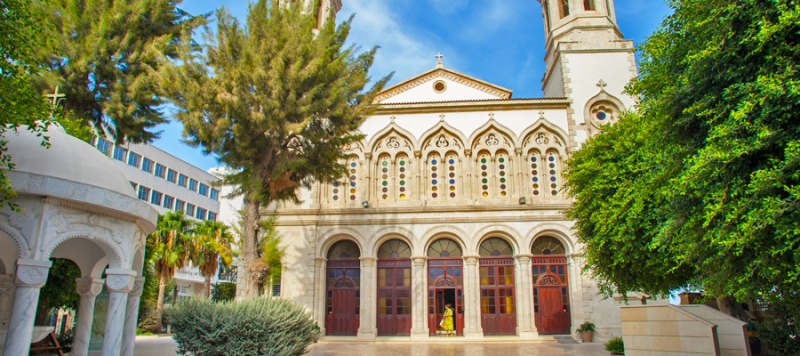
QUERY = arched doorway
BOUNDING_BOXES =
[325,240,361,335]
[531,236,571,334]
[427,239,464,336]
[478,237,516,335]
[376,239,412,336]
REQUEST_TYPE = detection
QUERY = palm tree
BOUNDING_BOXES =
[150,211,194,332]
[192,220,234,298]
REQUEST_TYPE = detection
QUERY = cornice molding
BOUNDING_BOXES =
[275,203,572,216]
[374,68,512,103]
[275,214,567,227]
[374,98,571,115]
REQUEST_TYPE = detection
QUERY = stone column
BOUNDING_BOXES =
[409,257,428,339]
[357,257,377,340]
[313,257,326,335]
[514,148,524,200]
[73,278,105,356]
[462,256,483,338]
[363,153,372,204]
[2,259,52,356]
[121,277,145,356]
[515,255,539,339]
[101,269,135,356]
[0,274,14,329]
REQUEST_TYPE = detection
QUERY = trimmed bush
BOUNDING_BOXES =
[167,298,318,356]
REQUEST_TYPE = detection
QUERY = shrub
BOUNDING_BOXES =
[137,306,159,333]
[167,298,318,356]
[576,321,596,333]
[605,337,625,354]
[758,290,800,356]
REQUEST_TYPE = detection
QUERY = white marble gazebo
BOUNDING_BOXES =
[0,125,157,356]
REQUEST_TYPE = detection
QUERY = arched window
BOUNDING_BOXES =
[584,0,595,10]
[378,239,412,259]
[478,152,491,198]
[529,150,542,196]
[328,240,361,259]
[428,153,441,199]
[379,155,391,201]
[546,151,561,197]
[496,151,509,197]
[347,157,359,202]
[560,0,570,17]
[532,236,566,255]
[396,154,410,200]
[445,153,458,199]
[479,238,514,257]
[427,239,463,258]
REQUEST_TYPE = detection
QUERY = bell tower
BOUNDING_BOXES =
[537,0,637,147]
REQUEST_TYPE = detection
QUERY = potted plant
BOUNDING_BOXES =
[576,321,596,343]
[605,337,625,355]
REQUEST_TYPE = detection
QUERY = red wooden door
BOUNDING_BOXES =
[479,258,517,335]
[377,260,412,336]
[532,258,571,335]
[427,259,464,336]
[325,260,360,336]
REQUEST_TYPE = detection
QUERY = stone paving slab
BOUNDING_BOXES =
[134,335,608,356]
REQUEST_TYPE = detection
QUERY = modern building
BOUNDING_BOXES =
[89,138,224,299]
[267,0,667,342]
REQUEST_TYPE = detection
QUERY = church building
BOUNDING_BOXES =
[272,0,659,340]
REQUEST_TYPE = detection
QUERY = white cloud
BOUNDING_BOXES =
[338,0,449,86]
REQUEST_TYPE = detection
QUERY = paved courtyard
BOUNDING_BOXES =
[134,336,608,356]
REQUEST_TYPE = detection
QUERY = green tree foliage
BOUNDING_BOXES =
[193,220,234,298]
[211,282,236,303]
[0,0,52,207]
[31,0,205,143]
[167,298,318,356]
[149,211,194,332]
[565,0,800,302]
[35,258,81,325]
[759,291,800,356]
[160,0,390,299]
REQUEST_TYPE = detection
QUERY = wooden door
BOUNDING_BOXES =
[325,259,360,336]
[332,289,358,335]
[427,259,464,336]
[479,259,517,335]
[377,261,412,336]
[537,286,564,334]
[532,259,571,335]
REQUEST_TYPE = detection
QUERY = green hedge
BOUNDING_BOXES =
[167,298,318,356]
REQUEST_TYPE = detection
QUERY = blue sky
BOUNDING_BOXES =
[153,0,672,170]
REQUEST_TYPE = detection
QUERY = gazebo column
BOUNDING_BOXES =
[121,277,145,356]
[357,257,377,340]
[515,255,539,339]
[73,278,105,356]
[2,259,52,356]
[101,269,135,356]
[462,256,483,338]
[409,257,428,339]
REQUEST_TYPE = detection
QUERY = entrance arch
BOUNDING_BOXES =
[478,237,516,335]
[531,236,571,334]
[325,240,361,335]
[376,239,412,336]
[426,238,464,336]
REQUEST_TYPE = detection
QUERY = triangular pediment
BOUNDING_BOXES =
[375,67,512,104]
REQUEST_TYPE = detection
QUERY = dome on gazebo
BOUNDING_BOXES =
[4,124,135,198]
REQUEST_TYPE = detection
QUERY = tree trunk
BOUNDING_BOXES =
[717,295,749,321]
[154,277,168,333]
[205,276,212,299]
[242,198,264,299]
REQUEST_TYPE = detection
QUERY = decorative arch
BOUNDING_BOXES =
[377,239,412,259]
[531,236,566,255]
[419,122,468,157]
[329,154,363,204]
[368,226,415,257]
[478,237,515,257]
[473,224,522,255]
[427,238,463,258]
[317,229,365,259]
[523,223,576,256]
[0,221,26,260]
[419,224,470,256]
[367,124,417,159]
[327,240,362,260]
[583,86,627,135]
[48,234,124,270]
[519,119,570,154]
[467,119,518,155]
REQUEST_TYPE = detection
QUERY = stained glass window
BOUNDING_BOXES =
[479,153,490,197]
[348,157,358,201]
[548,151,560,196]
[380,156,390,200]
[427,239,462,257]
[397,154,409,200]
[532,236,566,255]
[497,152,508,197]
[479,237,514,257]
[378,239,412,259]
[327,240,361,259]
[429,154,440,199]
[530,151,541,196]
[446,153,457,198]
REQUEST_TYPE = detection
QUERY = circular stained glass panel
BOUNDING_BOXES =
[332,196,338,200]
[482,192,489,197]
[382,194,388,200]
[481,158,487,163]
[431,159,437,165]
[351,162,357,167]
[596,111,607,120]
[383,161,388,166]
[499,157,505,163]
[399,161,406,166]
[449,159,455,164]
[450,192,456,198]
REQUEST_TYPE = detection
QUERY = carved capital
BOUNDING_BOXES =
[411,256,428,266]
[314,257,327,267]
[463,256,480,265]
[128,277,145,298]
[359,257,377,267]
[75,278,105,298]
[104,269,136,293]
[14,259,52,288]
[515,254,533,264]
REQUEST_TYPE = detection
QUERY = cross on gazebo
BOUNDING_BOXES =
[435,53,444,68]
[46,86,66,107]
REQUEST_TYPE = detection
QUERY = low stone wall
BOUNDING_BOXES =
[620,305,750,356]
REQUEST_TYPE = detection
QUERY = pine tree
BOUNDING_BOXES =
[31,0,205,143]
[161,0,390,299]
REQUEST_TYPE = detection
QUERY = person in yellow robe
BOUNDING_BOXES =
[441,303,455,336]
